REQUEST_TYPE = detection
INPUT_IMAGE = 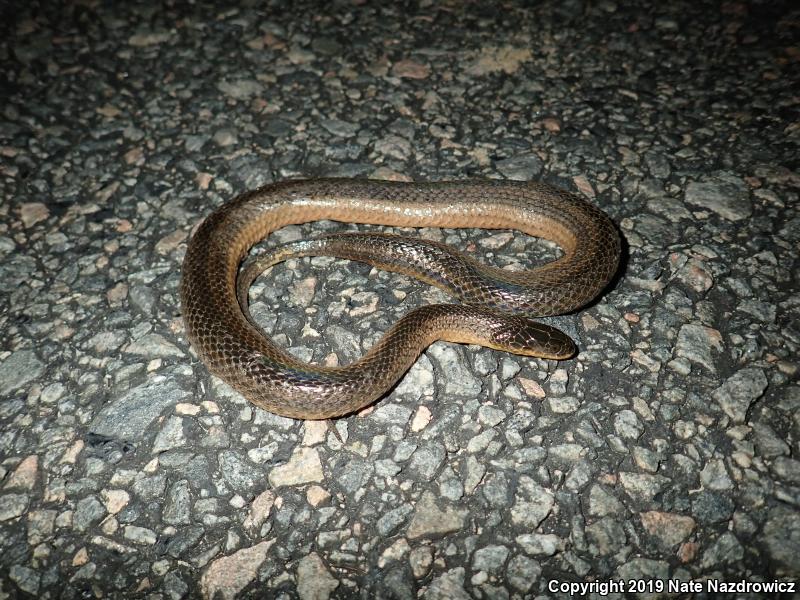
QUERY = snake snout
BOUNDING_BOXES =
[490,317,576,360]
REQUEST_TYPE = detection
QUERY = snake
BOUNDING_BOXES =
[180,178,620,419]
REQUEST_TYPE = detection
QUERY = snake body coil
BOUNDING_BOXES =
[180,179,620,419]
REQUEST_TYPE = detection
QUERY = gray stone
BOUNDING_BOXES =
[516,533,563,556]
[163,479,191,525]
[585,517,626,556]
[675,324,723,374]
[771,457,800,483]
[439,477,463,501]
[614,409,644,439]
[0,493,29,521]
[407,491,468,539]
[219,451,263,493]
[268,447,324,488]
[691,491,734,524]
[152,416,186,453]
[464,455,486,494]
[565,460,593,491]
[546,396,580,413]
[495,153,544,180]
[506,555,541,592]
[700,532,743,568]
[619,472,669,503]
[427,345,481,397]
[394,357,436,401]
[548,443,585,464]
[90,375,191,441]
[409,546,434,579]
[408,442,446,481]
[337,457,374,494]
[0,350,44,396]
[165,525,204,558]
[700,458,733,490]
[632,446,661,473]
[374,459,401,478]
[482,472,511,508]
[477,405,506,427]
[472,545,509,573]
[162,571,188,600]
[466,430,496,454]
[752,422,790,457]
[124,333,184,358]
[616,558,670,582]
[132,473,167,500]
[9,565,40,595]
[217,78,264,99]
[588,485,626,517]
[320,119,359,137]
[124,524,157,545]
[763,505,800,574]
[712,368,768,423]
[424,568,470,600]
[377,505,413,536]
[378,567,414,600]
[74,496,105,531]
[297,553,339,600]
[510,476,554,528]
[26,509,56,545]
[685,173,751,221]
[371,403,413,427]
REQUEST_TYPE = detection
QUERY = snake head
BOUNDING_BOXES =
[489,317,576,360]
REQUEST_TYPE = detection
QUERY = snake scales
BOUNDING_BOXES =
[180,179,620,419]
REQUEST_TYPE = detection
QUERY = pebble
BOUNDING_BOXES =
[4,455,38,490]
[546,395,580,413]
[268,447,324,488]
[640,511,695,547]
[674,324,724,374]
[73,496,105,532]
[472,545,509,573]
[700,458,733,491]
[200,540,275,600]
[163,480,191,525]
[423,568,471,600]
[0,494,29,521]
[691,491,735,524]
[684,173,752,221]
[152,416,186,454]
[377,505,413,536]
[89,376,191,441]
[711,368,768,423]
[700,532,744,569]
[408,442,446,481]
[0,350,45,396]
[618,472,669,503]
[427,345,482,397]
[296,553,339,600]
[763,506,800,573]
[407,492,468,540]
[510,476,554,528]
[515,533,563,556]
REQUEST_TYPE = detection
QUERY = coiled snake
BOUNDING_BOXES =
[180,179,620,419]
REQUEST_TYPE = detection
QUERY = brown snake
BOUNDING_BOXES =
[180,179,620,419]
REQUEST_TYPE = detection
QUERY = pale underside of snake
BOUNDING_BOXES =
[180,179,621,419]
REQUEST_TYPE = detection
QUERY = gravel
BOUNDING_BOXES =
[1,0,798,597]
